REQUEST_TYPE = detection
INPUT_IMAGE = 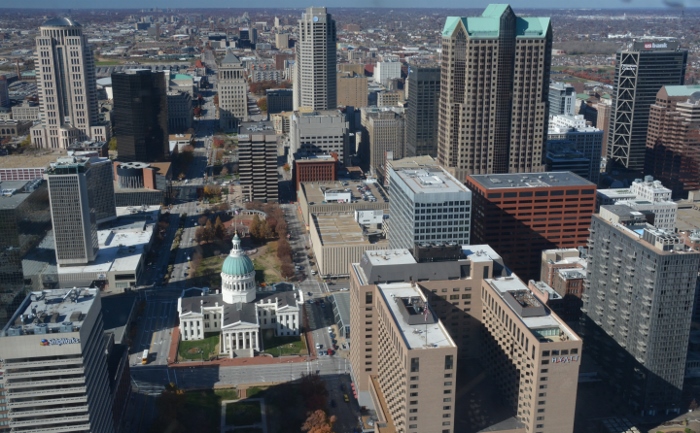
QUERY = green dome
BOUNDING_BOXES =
[221,234,255,276]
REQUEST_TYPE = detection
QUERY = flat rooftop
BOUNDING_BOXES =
[487,276,579,343]
[364,249,416,266]
[2,288,97,337]
[378,282,455,349]
[0,152,64,169]
[302,180,388,205]
[597,189,637,199]
[312,213,388,247]
[468,171,594,189]
[462,244,502,263]
[0,179,43,210]
[394,166,471,195]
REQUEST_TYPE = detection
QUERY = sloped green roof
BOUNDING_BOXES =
[516,17,550,38]
[173,73,192,81]
[442,4,549,39]
[664,85,700,97]
[576,93,590,100]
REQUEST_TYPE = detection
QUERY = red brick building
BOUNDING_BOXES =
[465,172,596,281]
[645,85,700,198]
[294,155,337,190]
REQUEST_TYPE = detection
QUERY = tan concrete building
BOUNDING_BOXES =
[337,72,368,108]
[297,180,389,226]
[338,63,365,76]
[377,91,403,108]
[437,5,551,179]
[309,212,387,276]
[218,51,248,131]
[31,18,110,149]
[361,107,405,176]
[350,244,581,433]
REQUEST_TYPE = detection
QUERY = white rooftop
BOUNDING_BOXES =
[462,244,502,263]
[487,276,579,342]
[378,282,455,350]
[365,249,416,266]
[394,166,470,195]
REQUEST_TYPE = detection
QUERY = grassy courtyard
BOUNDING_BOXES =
[225,401,263,427]
[178,333,219,361]
[261,334,307,357]
[251,241,283,284]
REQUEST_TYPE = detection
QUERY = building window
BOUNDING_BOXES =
[411,357,420,373]
[445,355,453,370]
[365,292,373,304]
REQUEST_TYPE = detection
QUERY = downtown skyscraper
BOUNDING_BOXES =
[31,18,109,149]
[607,39,687,172]
[405,65,441,157]
[437,4,552,180]
[293,7,337,111]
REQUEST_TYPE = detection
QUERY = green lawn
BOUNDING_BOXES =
[225,401,262,426]
[195,254,226,277]
[261,334,307,357]
[181,388,238,433]
[178,333,219,361]
[246,386,268,398]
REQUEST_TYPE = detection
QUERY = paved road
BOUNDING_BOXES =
[131,357,351,391]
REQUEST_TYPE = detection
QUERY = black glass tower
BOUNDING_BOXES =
[112,70,169,163]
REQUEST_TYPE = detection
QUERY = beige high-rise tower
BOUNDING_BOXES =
[31,18,109,149]
[293,7,337,111]
[437,4,552,180]
[218,51,248,131]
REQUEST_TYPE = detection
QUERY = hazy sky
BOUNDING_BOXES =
[3,0,696,9]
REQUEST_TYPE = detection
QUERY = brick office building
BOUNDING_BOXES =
[465,172,596,281]
[294,155,337,190]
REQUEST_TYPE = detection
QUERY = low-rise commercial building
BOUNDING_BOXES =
[294,155,337,191]
[0,119,31,138]
[297,180,389,227]
[309,212,388,277]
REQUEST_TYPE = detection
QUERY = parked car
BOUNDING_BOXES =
[327,327,333,333]
[343,394,349,403]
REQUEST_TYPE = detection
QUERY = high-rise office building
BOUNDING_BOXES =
[275,33,289,50]
[350,245,581,433]
[549,82,576,116]
[0,75,8,108]
[596,100,612,156]
[360,107,405,175]
[607,39,687,171]
[0,288,115,433]
[265,88,293,114]
[218,51,248,131]
[0,180,51,329]
[582,206,700,415]
[645,85,700,198]
[374,61,402,86]
[30,18,110,149]
[46,156,115,266]
[438,5,552,180]
[547,114,604,184]
[465,172,596,281]
[290,110,350,165]
[388,165,471,250]
[112,70,168,163]
[406,65,440,157]
[238,134,278,203]
[293,7,337,111]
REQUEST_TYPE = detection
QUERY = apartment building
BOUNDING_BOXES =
[465,172,596,281]
[0,288,115,433]
[582,205,700,415]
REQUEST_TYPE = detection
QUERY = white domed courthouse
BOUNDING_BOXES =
[178,235,304,358]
